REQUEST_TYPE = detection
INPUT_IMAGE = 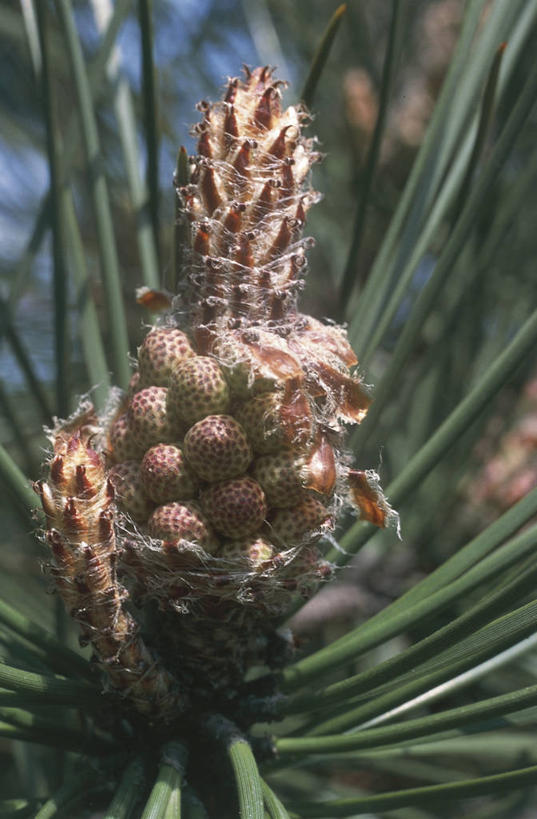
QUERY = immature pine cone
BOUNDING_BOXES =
[38,67,396,718]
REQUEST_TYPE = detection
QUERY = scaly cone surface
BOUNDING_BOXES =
[37,67,396,721]
[180,65,321,338]
[35,407,188,721]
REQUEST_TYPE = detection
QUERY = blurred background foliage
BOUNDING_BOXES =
[1,0,537,815]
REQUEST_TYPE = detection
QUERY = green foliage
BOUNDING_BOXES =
[1,0,537,816]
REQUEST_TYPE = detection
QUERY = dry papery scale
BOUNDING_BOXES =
[35,66,397,725]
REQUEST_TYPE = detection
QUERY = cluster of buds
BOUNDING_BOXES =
[37,67,395,718]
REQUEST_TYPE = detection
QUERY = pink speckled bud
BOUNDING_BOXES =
[184,415,252,482]
[109,461,154,522]
[140,444,198,504]
[108,412,144,462]
[201,477,267,538]
[167,356,230,425]
[148,501,218,554]
[138,327,195,387]
[269,497,333,546]
[128,387,179,449]
[251,451,305,508]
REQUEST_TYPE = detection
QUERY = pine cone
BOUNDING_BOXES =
[38,67,396,719]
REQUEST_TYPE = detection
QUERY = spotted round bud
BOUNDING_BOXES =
[235,390,313,455]
[201,477,267,538]
[167,356,230,426]
[235,393,282,454]
[110,461,154,522]
[138,328,195,387]
[128,387,179,450]
[281,546,332,598]
[211,335,255,399]
[140,444,198,504]
[218,536,275,570]
[108,412,144,462]
[184,415,252,482]
[252,452,305,508]
[269,497,332,546]
[148,501,217,553]
[127,371,142,397]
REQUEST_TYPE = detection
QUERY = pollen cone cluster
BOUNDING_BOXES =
[38,67,395,719]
